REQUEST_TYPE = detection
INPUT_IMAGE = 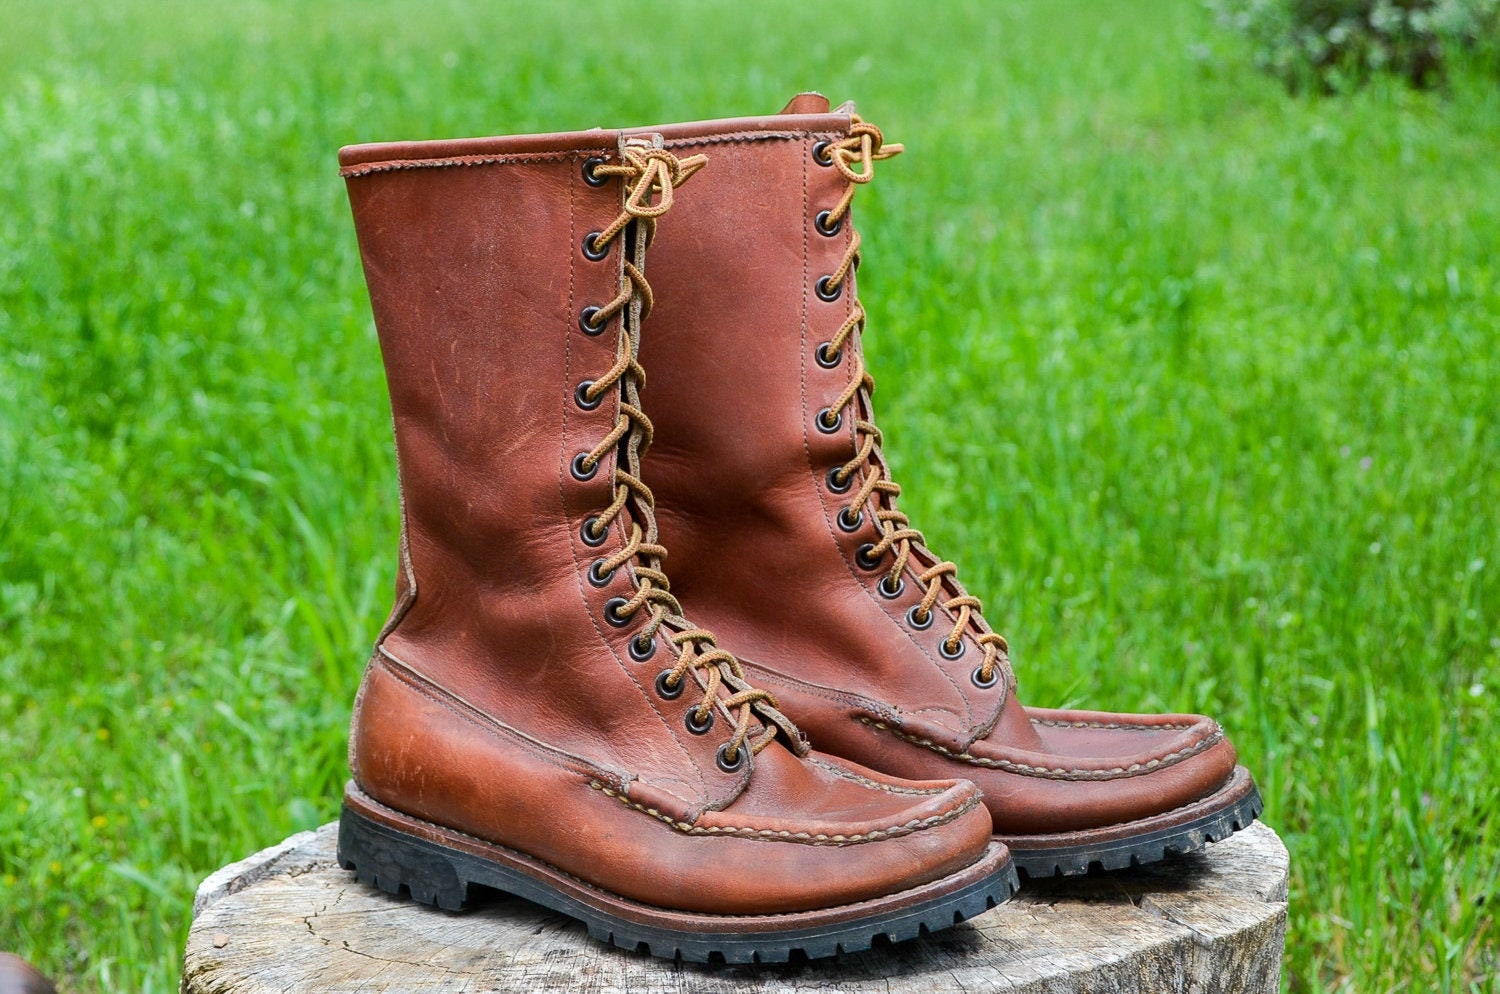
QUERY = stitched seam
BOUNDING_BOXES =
[740,660,893,715]
[590,782,979,845]
[805,756,946,796]
[341,133,840,179]
[375,653,600,779]
[1030,719,1200,731]
[342,149,599,178]
[663,130,841,152]
[859,717,1223,780]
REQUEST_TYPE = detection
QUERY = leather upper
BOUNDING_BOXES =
[632,95,1241,835]
[340,123,997,912]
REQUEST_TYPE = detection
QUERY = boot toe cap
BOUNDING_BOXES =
[973,706,1240,836]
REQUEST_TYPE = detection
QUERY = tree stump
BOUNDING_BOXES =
[183,821,1287,993]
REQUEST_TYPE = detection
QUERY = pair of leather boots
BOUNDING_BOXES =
[333,94,1262,963]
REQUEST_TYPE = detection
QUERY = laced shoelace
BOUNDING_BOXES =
[578,140,796,768]
[817,118,1012,688]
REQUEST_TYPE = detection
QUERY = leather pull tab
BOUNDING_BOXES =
[780,92,831,115]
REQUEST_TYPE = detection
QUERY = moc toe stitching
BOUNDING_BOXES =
[857,715,1226,781]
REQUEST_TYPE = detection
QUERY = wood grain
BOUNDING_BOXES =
[183,821,1287,992]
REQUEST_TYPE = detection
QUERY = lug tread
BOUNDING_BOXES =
[337,803,1018,962]
[1012,783,1264,879]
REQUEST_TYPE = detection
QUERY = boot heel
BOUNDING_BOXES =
[337,803,471,912]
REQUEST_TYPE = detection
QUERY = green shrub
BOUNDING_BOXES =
[1208,0,1500,90]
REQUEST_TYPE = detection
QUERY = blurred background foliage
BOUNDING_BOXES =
[0,1,1496,990]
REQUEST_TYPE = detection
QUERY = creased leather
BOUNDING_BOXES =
[340,122,997,914]
[631,95,1243,837]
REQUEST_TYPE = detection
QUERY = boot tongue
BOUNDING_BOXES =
[779,92,831,115]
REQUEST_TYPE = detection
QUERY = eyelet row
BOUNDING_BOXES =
[810,145,845,324]
[655,669,743,769]
[571,174,614,498]
[807,138,993,690]
[658,688,730,760]
[577,515,657,662]
[572,158,678,689]
[579,158,613,336]
[850,543,996,690]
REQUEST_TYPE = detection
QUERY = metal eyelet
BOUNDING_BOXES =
[855,543,882,571]
[907,605,934,630]
[582,156,609,187]
[685,706,715,735]
[815,275,843,302]
[940,638,967,660]
[570,452,599,481]
[816,407,843,433]
[582,231,609,261]
[581,516,607,547]
[587,559,615,587]
[815,342,843,368]
[630,635,657,662]
[655,669,684,699]
[837,507,863,532]
[603,596,632,628]
[716,743,747,773]
[579,306,606,335]
[878,574,905,598]
[812,140,833,166]
[971,665,999,689]
[826,466,854,494]
[575,380,601,410]
[814,209,843,237]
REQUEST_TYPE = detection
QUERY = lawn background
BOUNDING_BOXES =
[1,1,1496,990]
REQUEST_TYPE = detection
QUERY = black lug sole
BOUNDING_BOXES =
[337,792,1019,964]
[1007,768,1264,878]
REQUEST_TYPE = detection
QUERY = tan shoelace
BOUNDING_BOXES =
[819,118,1012,688]
[579,139,797,767]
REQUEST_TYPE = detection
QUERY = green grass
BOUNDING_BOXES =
[0,1,1495,990]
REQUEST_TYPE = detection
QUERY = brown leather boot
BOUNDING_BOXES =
[334,128,1015,962]
[632,96,1263,878]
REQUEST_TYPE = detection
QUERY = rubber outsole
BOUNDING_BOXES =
[1004,765,1264,878]
[336,785,1020,963]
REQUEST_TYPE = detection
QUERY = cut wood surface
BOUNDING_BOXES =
[183,820,1288,993]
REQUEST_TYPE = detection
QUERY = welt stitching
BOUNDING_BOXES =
[356,786,972,920]
[591,782,979,845]
[859,717,1223,780]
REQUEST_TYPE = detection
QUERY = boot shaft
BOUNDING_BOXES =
[629,98,1030,755]
[334,122,1014,935]
[342,129,788,812]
